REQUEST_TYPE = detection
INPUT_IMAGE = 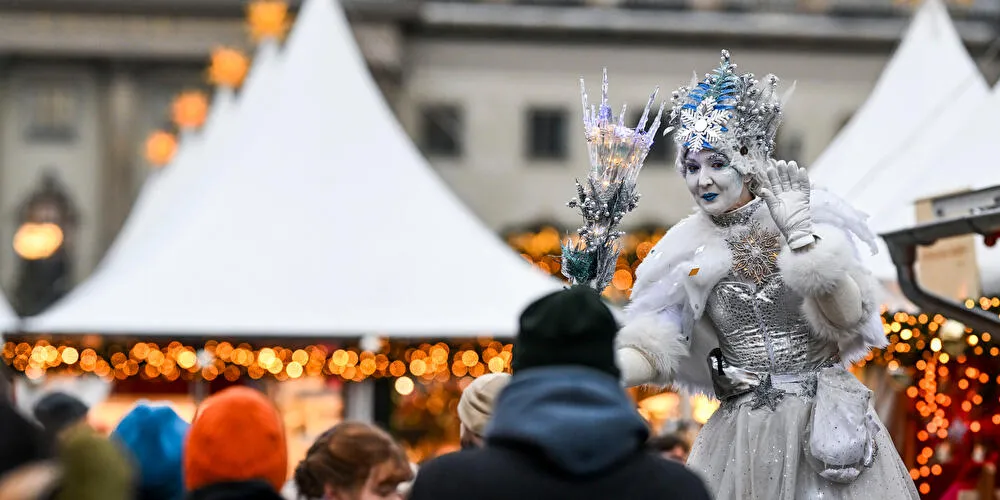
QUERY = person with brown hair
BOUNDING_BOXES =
[294,422,413,500]
[647,433,691,463]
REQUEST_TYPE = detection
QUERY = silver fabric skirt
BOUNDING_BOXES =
[687,391,920,499]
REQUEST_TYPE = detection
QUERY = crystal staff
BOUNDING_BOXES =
[561,69,665,292]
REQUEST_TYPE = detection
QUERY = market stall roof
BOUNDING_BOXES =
[807,0,988,281]
[25,0,560,337]
[104,40,283,277]
[809,0,986,198]
[862,83,1000,288]
[21,40,285,334]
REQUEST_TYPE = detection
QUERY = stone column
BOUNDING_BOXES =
[98,64,139,255]
[344,379,376,423]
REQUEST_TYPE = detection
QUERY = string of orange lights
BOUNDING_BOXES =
[1,339,514,386]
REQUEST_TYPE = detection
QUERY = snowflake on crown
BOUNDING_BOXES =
[677,97,731,152]
[671,50,741,153]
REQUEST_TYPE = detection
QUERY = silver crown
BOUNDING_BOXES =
[666,50,789,176]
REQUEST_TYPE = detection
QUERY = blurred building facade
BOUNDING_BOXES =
[0,0,996,298]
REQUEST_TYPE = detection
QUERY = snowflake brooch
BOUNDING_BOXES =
[676,97,731,152]
[726,220,780,284]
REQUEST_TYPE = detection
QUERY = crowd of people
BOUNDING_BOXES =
[0,286,711,500]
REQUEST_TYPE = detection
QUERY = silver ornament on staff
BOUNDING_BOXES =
[561,69,665,292]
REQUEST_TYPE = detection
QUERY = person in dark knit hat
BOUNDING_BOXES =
[33,392,89,437]
[0,365,58,500]
[409,286,712,500]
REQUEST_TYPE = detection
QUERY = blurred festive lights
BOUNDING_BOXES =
[2,339,515,384]
[12,222,64,260]
[144,131,177,166]
[247,0,290,41]
[7,291,1000,474]
[506,225,666,302]
[171,91,209,130]
[863,303,1000,489]
[208,47,250,88]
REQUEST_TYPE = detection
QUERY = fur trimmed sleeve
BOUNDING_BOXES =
[777,224,887,361]
[616,308,686,387]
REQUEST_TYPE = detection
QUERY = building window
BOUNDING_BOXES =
[629,111,673,166]
[419,104,463,158]
[527,107,568,160]
[24,82,79,142]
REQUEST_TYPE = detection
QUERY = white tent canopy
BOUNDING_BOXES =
[807,0,988,281]
[100,91,232,275]
[809,0,986,197]
[865,82,1000,233]
[26,0,560,337]
[31,40,287,323]
[866,83,1000,291]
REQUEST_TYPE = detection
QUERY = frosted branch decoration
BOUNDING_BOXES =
[562,69,665,291]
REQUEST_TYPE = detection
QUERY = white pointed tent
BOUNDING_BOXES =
[32,41,286,319]
[26,0,560,337]
[862,82,1000,233]
[865,83,1000,291]
[808,0,988,281]
[810,0,986,197]
[102,92,232,274]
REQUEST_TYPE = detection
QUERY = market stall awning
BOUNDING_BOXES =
[25,0,560,338]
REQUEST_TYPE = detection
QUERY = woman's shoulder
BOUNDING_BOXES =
[636,211,716,274]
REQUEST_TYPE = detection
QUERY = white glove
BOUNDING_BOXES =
[616,347,657,388]
[758,160,816,250]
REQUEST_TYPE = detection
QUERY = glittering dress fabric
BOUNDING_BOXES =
[688,395,917,499]
[686,200,919,500]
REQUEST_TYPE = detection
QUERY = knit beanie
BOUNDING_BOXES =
[113,403,189,500]
[33,392,89,436]
[512,285,620,378]
[55,425,134,500]
[184,387,287,492]
[457,373,511,437]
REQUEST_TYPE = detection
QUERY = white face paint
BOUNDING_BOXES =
[682,149,751,215]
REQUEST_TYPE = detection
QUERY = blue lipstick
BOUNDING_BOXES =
[701,193,718,202]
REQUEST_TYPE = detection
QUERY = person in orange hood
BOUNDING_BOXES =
[183,386,287,500]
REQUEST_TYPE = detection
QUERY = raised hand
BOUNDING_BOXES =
[757,160,816,250]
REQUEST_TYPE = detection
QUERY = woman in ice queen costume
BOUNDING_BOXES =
[614,50,920,498]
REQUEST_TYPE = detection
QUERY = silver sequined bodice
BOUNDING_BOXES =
[705,199,839,374]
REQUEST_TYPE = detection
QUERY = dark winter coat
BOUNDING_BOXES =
[408,366,712,500]
[185,480,285,500]
[0,400,52,478]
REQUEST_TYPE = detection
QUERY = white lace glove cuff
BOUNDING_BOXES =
[787,232,817,250]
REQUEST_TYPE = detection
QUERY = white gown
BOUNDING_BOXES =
[622,196,919,499]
